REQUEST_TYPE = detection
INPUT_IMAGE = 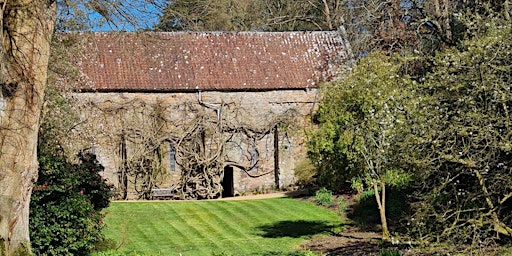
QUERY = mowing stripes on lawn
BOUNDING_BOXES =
[101,198,343,255]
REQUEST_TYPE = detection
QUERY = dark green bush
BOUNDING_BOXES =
[30,151,113,255]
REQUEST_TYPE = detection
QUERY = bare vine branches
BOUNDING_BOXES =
[72,92,299,200]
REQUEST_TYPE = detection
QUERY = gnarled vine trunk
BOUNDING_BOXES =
[0,1,56,255]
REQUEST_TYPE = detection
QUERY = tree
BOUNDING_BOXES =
[156,0,344,32]
[0,2,57,254]
[311,0,510,56]
[156,0,257,31]
[307,0,511,250]
[308,52,417,240]
[0,0,163,254]
[27,45,113,255]
[155,0,511,55]
[408,21,512,246]
[55,0,166,31]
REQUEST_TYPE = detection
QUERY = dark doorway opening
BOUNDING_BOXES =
[221,166,234,198]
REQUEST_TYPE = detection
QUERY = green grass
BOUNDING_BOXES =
[100,198,343,255]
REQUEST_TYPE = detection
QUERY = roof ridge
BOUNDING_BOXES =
[59,30,340,36]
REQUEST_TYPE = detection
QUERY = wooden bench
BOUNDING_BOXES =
[151,188,175,200]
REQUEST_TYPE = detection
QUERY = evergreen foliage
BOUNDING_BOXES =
[30,73,113,255]
[308,52,418,240]
[30,150,113,255]
[308,52,416,192]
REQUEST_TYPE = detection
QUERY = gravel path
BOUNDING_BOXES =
[113,189,310,202]
[217,191,289,200]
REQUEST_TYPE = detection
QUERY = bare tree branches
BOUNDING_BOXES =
[56,0,166,31]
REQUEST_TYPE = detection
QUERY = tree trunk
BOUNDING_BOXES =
[505,0,511,21]
[0,1,56,255]
[373,181,390,241]
[441,0,452,41]
[321,0,333,30]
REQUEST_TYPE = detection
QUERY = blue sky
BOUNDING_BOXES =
[57,1,165,32]
[92,2,163,31]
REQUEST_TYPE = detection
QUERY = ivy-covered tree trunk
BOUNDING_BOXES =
[0,1,56,255]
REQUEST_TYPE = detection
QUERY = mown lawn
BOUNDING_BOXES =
[101,197,343,255]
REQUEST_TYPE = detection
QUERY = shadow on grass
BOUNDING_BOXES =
[258,220,339,238]
[316,241,402,256]
[349,188,408,230]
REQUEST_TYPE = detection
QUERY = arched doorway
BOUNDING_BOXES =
[221,166,234,198]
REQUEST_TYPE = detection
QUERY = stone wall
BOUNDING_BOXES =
[67,89,318,198]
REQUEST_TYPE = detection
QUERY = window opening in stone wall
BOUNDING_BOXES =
[274,125,280,189]
[169,142,176,172]
[119,133,128,200]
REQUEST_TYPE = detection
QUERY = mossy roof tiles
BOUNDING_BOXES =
[60,31,351,92]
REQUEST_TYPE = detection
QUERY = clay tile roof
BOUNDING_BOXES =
[60,31,352,92]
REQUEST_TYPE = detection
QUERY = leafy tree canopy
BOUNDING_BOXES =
[308,52,421,239]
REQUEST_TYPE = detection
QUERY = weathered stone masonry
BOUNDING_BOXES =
[71,90,317,198]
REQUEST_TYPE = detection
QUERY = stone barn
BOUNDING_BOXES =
[57,31,352,199]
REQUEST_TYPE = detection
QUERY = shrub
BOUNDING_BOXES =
[294,158,317,188]
[379,248,401,256]
[74,152,113,210]
[30,151,113,256]
[336,196,348,217]
[314,188,334,206]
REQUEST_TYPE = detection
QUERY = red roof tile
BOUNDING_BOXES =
[60,31,351,92]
